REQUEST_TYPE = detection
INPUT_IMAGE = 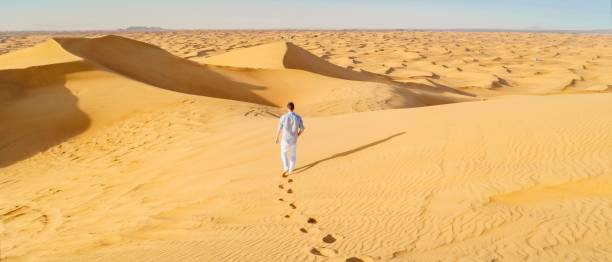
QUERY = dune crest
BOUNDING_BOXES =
[194,41,379,81]
[0,39,82,70]
[50,36,469,115]
[53,36,275,106]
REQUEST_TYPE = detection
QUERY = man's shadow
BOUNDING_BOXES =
[292,132,406,174]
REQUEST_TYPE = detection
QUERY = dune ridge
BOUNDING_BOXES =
[194,41,381,82]
[4,36,472,115]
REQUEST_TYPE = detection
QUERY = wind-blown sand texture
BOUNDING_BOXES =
[1,31,612,261]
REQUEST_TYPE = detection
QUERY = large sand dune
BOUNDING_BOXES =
[2,35,471,114]
[193,41,379,82]
[1,31,612,261]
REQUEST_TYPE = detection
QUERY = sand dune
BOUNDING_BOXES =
[1,31,612,261]
[68,36,470,111]
[5,31,611,95]
[0,39,83,70]
[54,36,277,106]
[191,39,473,112]
[193,41,378,82]
[0,35,470,167]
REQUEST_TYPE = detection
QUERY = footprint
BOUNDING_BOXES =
[288,179,294,183]
[287,189,293,194]
[243,110,254,116]
[0,202,62,249]
[289,203,297,209]
[310,247,338,257]
[307,217,318,224]
[322,234,337,244]
[278,184,285,189]
[300,228,308,233]
[278,197,294,203]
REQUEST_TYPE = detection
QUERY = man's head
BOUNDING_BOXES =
[287,102,295,111]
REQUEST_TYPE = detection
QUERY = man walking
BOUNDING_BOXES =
[275,102,305,175]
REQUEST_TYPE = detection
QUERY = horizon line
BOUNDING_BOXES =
[1,28,611,34]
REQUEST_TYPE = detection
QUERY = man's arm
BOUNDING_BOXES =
[275,128,281,144]
[298,118,305,136]
[275,116,283,144]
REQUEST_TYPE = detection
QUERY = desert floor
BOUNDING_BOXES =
[1,31,612,261]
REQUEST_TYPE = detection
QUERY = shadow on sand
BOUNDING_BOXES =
[56,36,276,107]
[0,61,93,168]
[292,132,406,175]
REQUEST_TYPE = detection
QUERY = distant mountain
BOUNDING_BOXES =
[119,26,165,32]
[590,29,612,34]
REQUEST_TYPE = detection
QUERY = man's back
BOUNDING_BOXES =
[279,112,304,145]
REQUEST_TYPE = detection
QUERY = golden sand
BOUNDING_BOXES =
[1,31,612,261]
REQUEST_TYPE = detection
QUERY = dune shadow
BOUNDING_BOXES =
[281,45,478,107]
[293,132,405,174]
[424,79,477,97]
[0,61,92,168]
[284,42,376,82]
[412,79,477,97]
[55,36,276,107]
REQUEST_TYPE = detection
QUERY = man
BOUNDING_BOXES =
[275,102,305,175]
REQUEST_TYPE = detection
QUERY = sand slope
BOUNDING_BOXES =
[0,39,83,70]
[64,36,471,110]
[2,92,612,261]
[193,41,377,81]
[191,39,474,114]
[0,36,252,167]
[1,32,612,261]
[0,35,470,173]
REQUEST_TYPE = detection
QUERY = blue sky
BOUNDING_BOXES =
[1,0,611,30]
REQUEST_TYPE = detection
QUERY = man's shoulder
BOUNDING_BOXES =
[287,112,302,120]
[291,113,303,121]
[282,112,303,121]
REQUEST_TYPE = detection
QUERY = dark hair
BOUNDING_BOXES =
[287,102,295,111]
